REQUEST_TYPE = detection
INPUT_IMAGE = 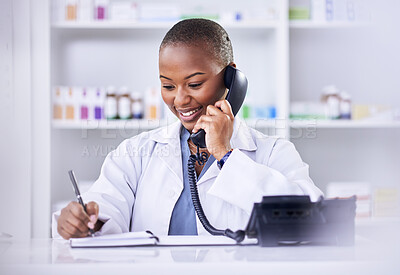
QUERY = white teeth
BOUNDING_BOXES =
[181,108,200,117]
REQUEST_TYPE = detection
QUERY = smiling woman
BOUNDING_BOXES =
[53,18,322,241]
[158,18,237,162]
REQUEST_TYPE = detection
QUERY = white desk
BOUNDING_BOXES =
[1,233,399,275]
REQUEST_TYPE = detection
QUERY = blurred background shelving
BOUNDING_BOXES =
[24,0,400,237]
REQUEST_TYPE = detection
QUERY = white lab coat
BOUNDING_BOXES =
[52,118,323,238]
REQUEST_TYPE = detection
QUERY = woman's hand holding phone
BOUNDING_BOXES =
[193,99,234,160]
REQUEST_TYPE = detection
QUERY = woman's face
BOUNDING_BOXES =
[159,44,227,132]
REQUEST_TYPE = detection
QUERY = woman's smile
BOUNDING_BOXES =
[177,106,203,122]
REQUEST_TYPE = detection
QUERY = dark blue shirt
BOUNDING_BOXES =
[168,127,215,235]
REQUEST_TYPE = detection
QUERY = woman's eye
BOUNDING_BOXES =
[189,83,202,88]
[163,85,175,90]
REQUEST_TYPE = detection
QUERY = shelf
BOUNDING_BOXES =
[51,21,175,29]
[51,20,279,30]
[289,20,370,29]
[222,21,279,29]
[52,118,280,130]
[52,119,400,130]
[52,119,170,130]
[244,119,284,129]
[289,120,400,129]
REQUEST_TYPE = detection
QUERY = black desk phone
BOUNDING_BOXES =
[187,65,356,246]
[246,195,356,246]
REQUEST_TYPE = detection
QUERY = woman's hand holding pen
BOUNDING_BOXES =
[57,201,103,239]
[193,99,234,160]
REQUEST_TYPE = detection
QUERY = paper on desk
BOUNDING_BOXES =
[70,231,158,248]
[70,231,258,248]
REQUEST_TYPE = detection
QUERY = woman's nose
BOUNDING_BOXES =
[174,87,191,106]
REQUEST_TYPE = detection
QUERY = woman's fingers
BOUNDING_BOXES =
[86,202,99,229]
[213,100,234,119]
[58,217,88,238]
[57,201,99,239]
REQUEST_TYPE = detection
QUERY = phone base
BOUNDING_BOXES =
[246,196,356,247]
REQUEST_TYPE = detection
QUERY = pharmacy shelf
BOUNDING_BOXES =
[244,118,284,129]
[289,120,400,129]
[52,119,170,130]
[52,118,279,130]
[51,20,279,30]
[223,21,279,29]
[52,119,400,130]
[51,21,175,29]
[289,20,370,29]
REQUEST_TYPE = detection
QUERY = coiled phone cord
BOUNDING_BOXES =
[188,146,246,243]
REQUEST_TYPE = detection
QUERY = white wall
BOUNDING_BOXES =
[31,0,51,238]
[0,0,32,239]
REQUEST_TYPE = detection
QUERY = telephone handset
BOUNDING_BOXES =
[188,65,248,242]
[190,65,248,148]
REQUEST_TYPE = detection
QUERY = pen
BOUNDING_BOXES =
[68,170,95,237]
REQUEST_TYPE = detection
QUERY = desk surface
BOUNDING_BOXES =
[1,234,399,275]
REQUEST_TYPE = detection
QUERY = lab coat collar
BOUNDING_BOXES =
[149,118,258,152]
[230,117,258,152]
[150,120,183,187]
[148,118,257,187]
[150,120,181,144]
[197,118,258,184]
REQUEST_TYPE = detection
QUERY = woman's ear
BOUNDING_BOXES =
[228,62,236,68]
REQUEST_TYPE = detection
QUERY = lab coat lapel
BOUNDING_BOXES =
[151,121,183,187]
[197,162,220,185]
[230,118,257,151]
[198,118,257,185]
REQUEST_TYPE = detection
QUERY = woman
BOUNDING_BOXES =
[54,19,322,239]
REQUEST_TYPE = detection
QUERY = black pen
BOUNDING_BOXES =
[68,170,95,237]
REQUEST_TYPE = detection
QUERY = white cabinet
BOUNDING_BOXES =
[31,0,399,237]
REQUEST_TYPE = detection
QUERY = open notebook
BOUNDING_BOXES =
[69,231,258,248]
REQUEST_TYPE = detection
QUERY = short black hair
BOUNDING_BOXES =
[160,18,234,67]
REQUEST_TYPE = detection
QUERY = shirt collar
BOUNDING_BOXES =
[180,125,190,142]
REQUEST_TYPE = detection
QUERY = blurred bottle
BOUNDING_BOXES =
[80,88,89,120]
[105,86,117,119]
[94,0,109,20]
[321,85,340,119]
[66,0,77,21]
[339,92,352,119]
[78,0,93,22]
[145,87,161,120]
[131,91,144,119]
[65,87,76,120]
[53,87,64,119]
[94,87,105,120]
[118,86,132,119]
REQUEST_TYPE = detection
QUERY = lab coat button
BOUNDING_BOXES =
[168,190,175,198]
